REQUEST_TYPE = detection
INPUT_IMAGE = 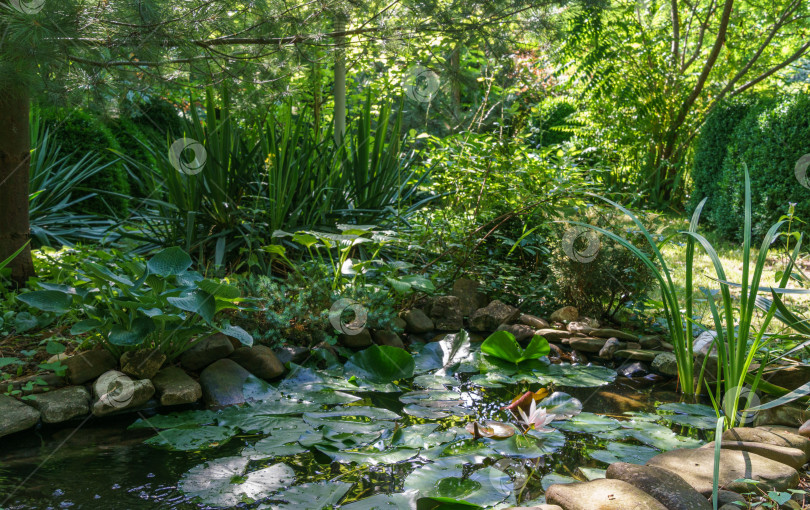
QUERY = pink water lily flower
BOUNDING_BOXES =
[517,398,556,432]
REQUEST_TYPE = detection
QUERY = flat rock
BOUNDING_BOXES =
[91,370,155,417]
[762,365,810,391]
[567,321,596,335]
[753,401,806,428]
[403,308,434,334]
[451,278,488,317]
[429,295,464,331]
[646,447,799,495]
[799,419,810,438]
[230,346,284,380]
[29,386,90,423]
[152,367,202,406]
[505,506,563,510]
[120,349,165,380]
[275,345,308,365]
[614,349,660,362]
[0,395,40,438]
[640,335,664,349]
[566,337,609,353]
[592,328,638,341]
[181,333,234,371]
[546,478,667,509]
[652,352,678,376]
[339,329,373,349]
[723,427,810,457]
[470,300,520,332]
[519,313,549,329]
[199,358,253,408]
[537,329,573,343]
[63,350,117,385]
[598,338,621,360]
[371,329,405,349]
[606,461,711,510]
[549,306,578,322]
[701,440,807,470]
[496,323,536,342]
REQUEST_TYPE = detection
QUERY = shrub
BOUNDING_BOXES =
[104,116,158,197]
[39,107,129,214]
[126,96,183,141]
[689,96,762,219]
[526,99,577,149]
[548,208,655,321]
[713,93,810,241]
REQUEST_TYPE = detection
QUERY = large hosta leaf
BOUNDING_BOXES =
[147,247,193,276]
[168,290,216,322]
[179,458,294,507]
[16,290,73,313]
[108,317,155,346]
[345,345,415,383]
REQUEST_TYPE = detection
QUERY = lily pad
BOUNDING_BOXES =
[481,331,549,364]
[590,442,659,465]
[553,412,621,433]
[391,424,458,449]
[341,490,420,510]
[536,392,583,419]
[266,481,352,509]
[486,429,566,458]
[540,473,577,490]
[345,345,415,384]
[316,444,419,465]
[129,410,217,430]
[413,331,476,375]
[405,464,511,507]
[178,458,294,507]
[144,426,237,451]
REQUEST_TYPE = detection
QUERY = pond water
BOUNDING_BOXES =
[0,333,714,510]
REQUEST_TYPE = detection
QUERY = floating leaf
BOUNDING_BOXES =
[341,491,420,510]
[179,459,294,507]
[590,442,659,465]
[553,412,621,434]
[405,464,511,507]
[129,410,217,430]
[345,345,415,384]
[481,331,549,364]
[413,331,475,375]
[269,481,352,509]
[144,426,237,451]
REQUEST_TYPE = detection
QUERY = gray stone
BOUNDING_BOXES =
[546,478,668,510]
[567,321,596,335]
[753,400,806,428]
[229,346,285,380]
[470,300,520,332]
[701,440,807,470]
[452,278,488,316]
[693,330,718,356]
[0,395,40,438]
[7,373,66,396]
[614,349,660,362]
[403,309,434,334]
[120,349,165,380]
[275,345,308,365]
[181,333,234,371]
[519,313,549,329]
[371,329,405,349]
[598,338,621,360]
[762,365,810,391]
[199,359,253,408]
[800,419,810,438]
[29,386,90,423]
[505,506,563,510]
[618,361,649,378]
[537,329,575,343]
[640,335,664,349]
[652,352,678,376]
[429,296,464,331]
[496,323,536,342]
[723,427,810,457]
[340,329,373,349]
[91,370,155,417]
[152,367,202,406]
[592,328,639,341]
[63,350,117,385]
[392,317,407,332]
[606,461,711,510]
[646,447,799,495]
[565,337,609,353]
[549,306,578,322]
[715,490,746,509]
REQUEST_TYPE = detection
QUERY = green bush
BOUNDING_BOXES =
[689,96,762,219]
[712,93,810,241]
[39,108,129,214]
[128,96,183,140]
[104,116,157,197]
[526,99,577,149]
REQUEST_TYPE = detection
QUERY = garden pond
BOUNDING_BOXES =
[0,332,717,509]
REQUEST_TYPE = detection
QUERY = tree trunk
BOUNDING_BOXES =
[0,91,35,287]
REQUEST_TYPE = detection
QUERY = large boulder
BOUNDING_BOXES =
[451,278,488,316]
[701,440,808,470]
[723,427,810,457]
[230,346,285,380]
[652,352,678,377]
[371,329,405,349]
[598,338,621,360]
[63,350,117,385]
[546,478,668,509]
[549,306,578,323]
[519,313,549,329]
[646,447,799,495]
[91,370,155,417]
[536,329,574,343]
[120,349,166,380]
[29,386,90,423]
[151,367,202,406]
[429,296,464,331]
[592,328,639,342]
[199,358,253,408]
[496,323,536,342]
[275,345,309,365]
[339,329,373,349]
[403,309,434,334]
[606,462,711,510]
[0,395,40,438]
[181,333,234,371]
[470,300,520,332]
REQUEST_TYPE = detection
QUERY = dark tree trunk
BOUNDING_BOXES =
[0,91,35,287]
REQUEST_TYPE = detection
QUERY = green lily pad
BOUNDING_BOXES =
[144,426,237,451]
[578,467,607,480]
[405,464,512,507]
[536,392,583,419]
[316,444,419,465]
[390,424,458,449]
[341,491,420,510]
[404,403,474,420]
[129,410,217,430]
[345,345,415,384]
[179,458,294,507]
[534,363,617,387]
[486,429,566,458]
[266,481,352,509]
[590,442,659,465]
[413,331,475,375]
[414,374,458,389]
[540,473,577,490]
[553,412,621,433]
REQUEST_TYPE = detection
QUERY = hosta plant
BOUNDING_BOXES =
[17,247,252,360]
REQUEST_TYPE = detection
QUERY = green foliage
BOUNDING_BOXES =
[480,331,550,365]
[16,247,252,359]
[37,107,130,214]
[713,92,810,241]
[525,99,577,149]
[345,345,415,383]
[104,116,158,198]
[549,208,655,320]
